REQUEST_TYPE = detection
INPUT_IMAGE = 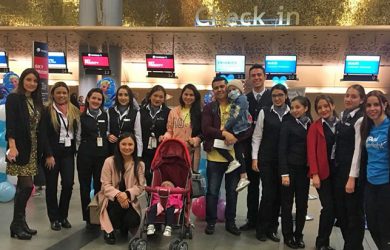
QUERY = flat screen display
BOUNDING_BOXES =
[344,55,380,75]
[0,51,8,68]
[265,55,297,74]
[48,52,67,69]
[215,55,245,73]
[81,53,110,68]
[146,54,175,72]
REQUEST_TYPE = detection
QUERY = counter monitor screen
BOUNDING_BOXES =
[215,55,245,73]
[265,55,297,74]
[344,55,380,75]
[146,54,175,72]
[48,52,67,70]
[81,53,110,69]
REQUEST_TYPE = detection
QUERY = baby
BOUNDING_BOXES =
[146,181,183,237]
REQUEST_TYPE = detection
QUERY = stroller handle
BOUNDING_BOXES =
[144,186,190,195]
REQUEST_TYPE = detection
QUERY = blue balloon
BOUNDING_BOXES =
[0,132,6,149]
[0,181,16,202]
[90,189,95,200]
[0,173,6,183]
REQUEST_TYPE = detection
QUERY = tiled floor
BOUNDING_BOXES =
[0,176,378,250]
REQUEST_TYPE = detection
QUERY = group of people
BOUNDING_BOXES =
[202,64,390,250]
[4,66,390,250]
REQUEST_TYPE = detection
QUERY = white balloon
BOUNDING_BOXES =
[7,175,17,185]
[0,105,5,121]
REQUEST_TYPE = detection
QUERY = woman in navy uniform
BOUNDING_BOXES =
[140,85,170,185]
[41,81,81,231]
[77,88,109,228]
[107,85,142,157]
[279,96,312,248]
[335,84,366,250]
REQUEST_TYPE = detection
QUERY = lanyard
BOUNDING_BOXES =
[57,112,69,137]
[95,116,102,137]
[118,116,130,135]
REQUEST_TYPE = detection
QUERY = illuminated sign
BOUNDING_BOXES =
[195,6,299,27]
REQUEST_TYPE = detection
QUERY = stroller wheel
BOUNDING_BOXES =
[176,241,188,250]
[129,237,139,250]
[186,230,193,240]
[169,238,181,250]
[134,239,147,250]
[184,226,192,239]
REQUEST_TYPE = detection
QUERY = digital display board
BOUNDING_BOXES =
[215,55,245,73]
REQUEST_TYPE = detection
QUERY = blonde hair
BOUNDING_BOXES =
[48,82,80,132]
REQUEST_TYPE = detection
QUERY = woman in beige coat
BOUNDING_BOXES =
[98,133,145,245]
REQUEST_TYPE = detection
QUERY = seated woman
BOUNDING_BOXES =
[98,133,145,245]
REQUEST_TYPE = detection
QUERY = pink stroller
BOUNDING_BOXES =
[129,139,192,250]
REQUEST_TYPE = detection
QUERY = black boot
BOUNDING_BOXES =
[22,216,37,235]
[10,187,33,240]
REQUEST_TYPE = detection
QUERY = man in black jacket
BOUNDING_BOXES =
[240,64,272,231]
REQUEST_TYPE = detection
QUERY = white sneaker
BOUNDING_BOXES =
[163,226,172,237]
[226,160,241,174]
[147,224,155,235]
[236,178,250,192]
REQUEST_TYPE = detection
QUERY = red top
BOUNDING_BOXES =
[307,119,330,180]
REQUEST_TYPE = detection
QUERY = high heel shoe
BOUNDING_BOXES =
[10,228,32,240]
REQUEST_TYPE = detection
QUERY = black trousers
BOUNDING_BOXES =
[243,141,260,224]
[334,183,365,250]
[107,200,140,232]
[142,149,155,186]
[257,163,281,236]
[365,182,390,250]
[280,166,310,240]
[44,148,75,222]
[77,154,106,222]
[315,177,336,248]
[147,204,175,226]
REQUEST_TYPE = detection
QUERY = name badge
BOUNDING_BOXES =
[64,137,71,147]
[123,118,130,122]
[98,120,105,123]
[147,136,157,149]
[97,137,103,147]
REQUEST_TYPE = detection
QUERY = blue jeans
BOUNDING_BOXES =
[206,161,240,225]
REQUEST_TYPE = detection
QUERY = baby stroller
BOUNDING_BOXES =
[129,139,193,250]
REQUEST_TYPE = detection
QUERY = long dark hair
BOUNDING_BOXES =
[360,90,390,146]
[291,95,312,121]
[113,133,140,184]
[84,88,105,112]
[179,84,202,137]
[16,68,43,112]
[115,85,134,110]
[314,95,337,117]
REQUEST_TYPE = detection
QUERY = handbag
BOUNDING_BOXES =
[191,173,206,198]
[88,194,101,225]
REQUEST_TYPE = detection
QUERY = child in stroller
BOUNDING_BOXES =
[146,180,184,236]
